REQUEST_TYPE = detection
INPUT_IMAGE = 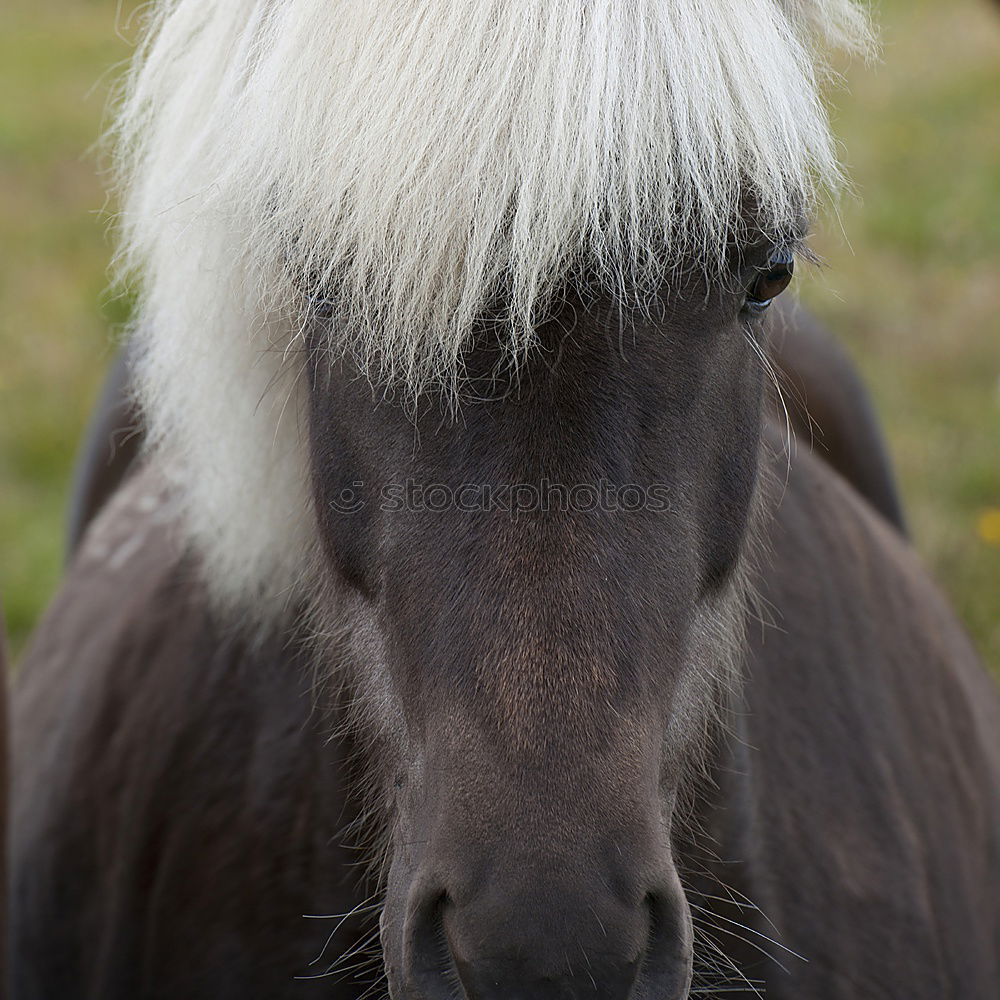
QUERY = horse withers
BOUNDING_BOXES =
[11,1,1000,998]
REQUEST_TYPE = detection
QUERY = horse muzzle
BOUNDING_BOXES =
[384,866,693,1000]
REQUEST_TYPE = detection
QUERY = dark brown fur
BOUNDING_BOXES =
[65,346,142,558]
[13,482,369,999]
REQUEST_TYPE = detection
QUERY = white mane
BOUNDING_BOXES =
[113,0,870,610]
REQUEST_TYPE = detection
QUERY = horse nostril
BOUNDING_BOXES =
[637,889,694,1000]
[404,889,460,999]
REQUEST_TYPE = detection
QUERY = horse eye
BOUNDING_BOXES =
[745,248,794,311]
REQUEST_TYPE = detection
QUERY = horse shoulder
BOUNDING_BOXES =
[11,470,368,1000]
[733,431,1000,997]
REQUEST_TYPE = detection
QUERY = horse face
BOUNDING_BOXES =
[306,264,768,1000]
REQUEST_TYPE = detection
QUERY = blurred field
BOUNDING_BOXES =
[1,0,998,670]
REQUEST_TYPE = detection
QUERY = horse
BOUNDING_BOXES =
[11,1,1000,998]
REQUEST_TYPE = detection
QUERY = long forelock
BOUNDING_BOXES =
[113,0,870,608]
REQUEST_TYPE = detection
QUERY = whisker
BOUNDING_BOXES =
[692,924,767,1000]
[305,892,382,967]
[690,903,807,963]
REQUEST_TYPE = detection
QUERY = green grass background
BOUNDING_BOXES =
[1,0,998,670]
